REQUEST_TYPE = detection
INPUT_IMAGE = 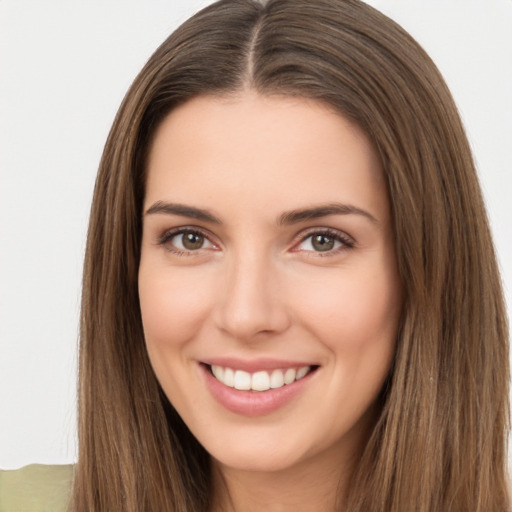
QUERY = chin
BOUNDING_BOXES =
[211,445,310,474]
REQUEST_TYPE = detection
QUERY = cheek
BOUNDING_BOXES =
[290,262,401,388]
[138,265,215,412]
[301,267,400,421]
[138,266,214,355]
[296,267,400,337]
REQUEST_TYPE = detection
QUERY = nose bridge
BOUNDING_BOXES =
[215,244,288,340]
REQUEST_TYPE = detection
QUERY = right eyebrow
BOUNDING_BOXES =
[144,201,221,224]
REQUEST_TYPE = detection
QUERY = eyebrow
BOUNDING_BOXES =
[145,201,221,224]
[144,200,377,225]
[278,203,378,225]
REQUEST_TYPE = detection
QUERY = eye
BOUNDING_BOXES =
[294,229,354,254]
[159,228,216,254]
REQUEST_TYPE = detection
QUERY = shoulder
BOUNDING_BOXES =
[0,464,74,512]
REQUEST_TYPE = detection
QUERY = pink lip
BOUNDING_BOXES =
[200,363,317,417]
[201,357,315,373]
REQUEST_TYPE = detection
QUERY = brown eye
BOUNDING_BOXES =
[311,234,335,252]
[295,229,354,254]
[181,232,205,250]
[161,229,215,253]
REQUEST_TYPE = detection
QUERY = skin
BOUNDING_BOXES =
[138,92,403,511]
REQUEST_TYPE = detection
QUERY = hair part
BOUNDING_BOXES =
[73,1,510,510]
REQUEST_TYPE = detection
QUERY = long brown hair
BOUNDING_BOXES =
[72,1,510,510]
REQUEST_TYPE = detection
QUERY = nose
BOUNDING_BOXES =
[214,250,291,342]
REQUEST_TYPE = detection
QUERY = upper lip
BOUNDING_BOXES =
[200,357,318,373]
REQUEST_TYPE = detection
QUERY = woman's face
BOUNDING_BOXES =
[139,93,402,474]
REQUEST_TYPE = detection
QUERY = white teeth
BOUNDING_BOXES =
[270,369,285,388]
[210,365,313,391]
[284,368,296,384]
[211,365,224,381]
[252,371,270,391]
[223,367,235,387]
[296,366,309,379]
[234,370,251,390]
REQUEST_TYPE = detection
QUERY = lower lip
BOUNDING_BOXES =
[200,364,316,417]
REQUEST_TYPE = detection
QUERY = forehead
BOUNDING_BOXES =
[144,93,388,222]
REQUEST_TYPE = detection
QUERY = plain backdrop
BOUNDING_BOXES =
[1,0,511,469]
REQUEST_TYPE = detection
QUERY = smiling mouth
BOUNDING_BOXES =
[205,364,319,392]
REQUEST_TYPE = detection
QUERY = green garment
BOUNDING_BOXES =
[0,464,73,512]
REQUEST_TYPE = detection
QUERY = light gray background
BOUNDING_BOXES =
[1,0,511,469]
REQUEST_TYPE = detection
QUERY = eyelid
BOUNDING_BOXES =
[157,225,219,254]
[291,227,355,254]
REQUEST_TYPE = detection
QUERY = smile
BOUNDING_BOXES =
[209,365,313,392]
[201,362,319,416]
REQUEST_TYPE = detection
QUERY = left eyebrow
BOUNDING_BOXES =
[278,202,378,225]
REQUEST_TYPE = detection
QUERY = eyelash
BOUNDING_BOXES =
[157,227,215,256]
[156,226,355,256]
[293,228,355,256]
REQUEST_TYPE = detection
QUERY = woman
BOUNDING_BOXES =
[74,0,510,510]
[3,0,509,510]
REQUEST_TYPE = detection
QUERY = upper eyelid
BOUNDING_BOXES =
[159,225,212,238]
[290,229,356,257]
[293,226,355,244]
[157,226,217,245]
